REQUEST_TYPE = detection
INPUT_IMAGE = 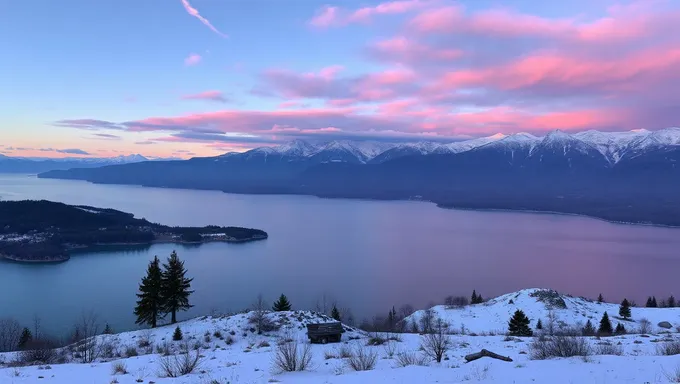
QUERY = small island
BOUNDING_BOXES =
[0,200,268,263]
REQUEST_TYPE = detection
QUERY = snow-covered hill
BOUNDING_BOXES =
[3,291,680,383]
[406,288,680,334]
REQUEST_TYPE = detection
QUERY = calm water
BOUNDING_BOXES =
[1,174,679,336]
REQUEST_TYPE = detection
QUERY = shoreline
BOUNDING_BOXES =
[1,235,269,264]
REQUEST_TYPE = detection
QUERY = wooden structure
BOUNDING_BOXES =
[306,322,344,344]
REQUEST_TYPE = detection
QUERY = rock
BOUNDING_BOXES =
[658,321,672,329]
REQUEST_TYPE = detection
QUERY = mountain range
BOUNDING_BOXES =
[0,154,165,174]
[39,128,680,226]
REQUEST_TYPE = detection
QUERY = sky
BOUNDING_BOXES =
[1,0,680,159]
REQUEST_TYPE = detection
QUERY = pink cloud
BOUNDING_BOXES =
[311,0,429,27]
[180,0,228,38]
[309,5,340,27]
[181,90,229,103]
[369,36,463,64]
[184,53,202,66]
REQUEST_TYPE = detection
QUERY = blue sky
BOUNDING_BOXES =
[1,0,678,158]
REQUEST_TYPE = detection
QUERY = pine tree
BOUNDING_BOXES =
[471,290,479,304]
[477,294,483,303]
[597,293,604,303]
[386,306,397,331]
[536,319,543,330]
[619,299,631,319]
[615,323,626,335]
[651,296,658,308]
[582,319,596,336]
[669,295,676,308]
[272,294,292,311]
[508,310,533,336]
[134,256,164,328]
[103,323,113,334]
[17,327,32,350]
[161,251,194,324]
[646,297,654,307]
[599,312,613,335]
[331,305,341,321]
[173,326,183,341]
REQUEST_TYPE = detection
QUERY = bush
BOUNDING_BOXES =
[156,342,172,356]
[421,320,451,363]
[395,351,429,367]
[346,344,378,371]
[17,339,57,365]
[111,361,128,375]
[158,342,202,377]
[272,338,313,372]
[444,296,469,308]
[337,344,352,359]
[0,318,22,353]
[657,341,680,356]
[594,343,623,356]
[638,318,652,334]
[124,347,138,358]
[530,336,591,360]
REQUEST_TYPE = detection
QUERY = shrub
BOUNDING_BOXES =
[272,338,313,372]
[383,340,398,358]
[638,318,652,334]
[366,335,387,346]
[657,341,680,356]
[421,320,451,363]
[158,342,202,377]
[594,343,623,356]
[124,347,138,358]
[444,296,469,308]
[17,339,57,365]
[224,336,234,346]
[213,330,223,339]
[111,361,128,375]
[173,327,183,341]
[0,318,22,353]
[395,351,429,367]
[530,336,591,360]
[324,350,338,360]
[337,344,352,359]
[156,342,172,356]
[346,345,378,371]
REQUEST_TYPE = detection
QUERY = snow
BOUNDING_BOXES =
[3,289,680,383]
[436,134,506,154]
[575,130,650,163]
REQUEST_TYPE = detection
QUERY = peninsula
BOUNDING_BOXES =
[0,200,268,263]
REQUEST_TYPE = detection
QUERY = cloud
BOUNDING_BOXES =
[310,1,428,27]
[53,119,123,130]
[181,90,229,103]
[56,148,91,155]
[92,133,121,140]
[180,0,228,38]
[184,53,202,66]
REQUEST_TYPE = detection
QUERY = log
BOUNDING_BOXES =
[464,349,513,363]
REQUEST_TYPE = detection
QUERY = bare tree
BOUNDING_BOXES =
[399,304,415,319]
[420,308,435,334]
[314,292,332,315]
[249,294,276,334]
[0,317,22,352]
[340,307,355,326]
[32,314,41,342]
[158,340,202,377]
[421,319,451,363]
[75,311,102,363]
[546,310,557,336]
[272,333,313,372]
[444,296,470,309]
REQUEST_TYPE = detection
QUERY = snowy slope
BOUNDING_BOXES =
[435,133,507,154]
[3,300,680,383]
[406,288,680,334]
[574,130,648,163]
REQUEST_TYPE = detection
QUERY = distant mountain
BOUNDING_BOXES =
[39,128,680,226]
[0,154,162,174]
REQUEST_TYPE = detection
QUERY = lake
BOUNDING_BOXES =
[1,173,679,336]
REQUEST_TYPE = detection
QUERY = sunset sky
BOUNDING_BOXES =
[2,0,680,159]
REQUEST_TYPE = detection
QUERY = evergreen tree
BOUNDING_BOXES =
[17,327,32,350]
[669,295,676,308]
[103,323,113,334]
[646,297,654,307]
[598,312,613,335]
[597,293,604,303]
[477,294,483,303]
[582,319,596,336]
[536,319,543,330]
[619,299,631,319]
[386,306,397,331]
[508,310,533,336]
[134,256,164,328]
[272,294,292,311]
[615,323,627,335]
[651,296,658,308]
[160,251,194,324]
[173,326,183,341]
[331,305,341,321]
[471,290,478,304]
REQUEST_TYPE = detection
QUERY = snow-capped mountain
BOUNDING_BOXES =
[215,128,680,166]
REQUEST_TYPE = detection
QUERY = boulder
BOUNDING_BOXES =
[658,321,673,329]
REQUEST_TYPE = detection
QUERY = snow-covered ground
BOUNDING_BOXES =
[3,289,680,383]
